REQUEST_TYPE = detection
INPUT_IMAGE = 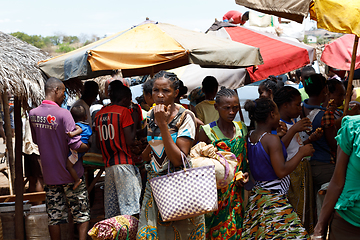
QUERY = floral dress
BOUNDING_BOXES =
[201,120,248,240]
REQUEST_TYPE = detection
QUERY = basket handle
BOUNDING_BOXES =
[216,152,230,182]
[167,151,191,173]
[115,224,129,240]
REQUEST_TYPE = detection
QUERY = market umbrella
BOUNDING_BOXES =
[235,0,360,115]
[206,22,315,82]
[321,34,360,71]
[38,22,263,81]
[171,64,248,93]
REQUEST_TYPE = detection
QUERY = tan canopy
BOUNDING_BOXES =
[39,22,263,81]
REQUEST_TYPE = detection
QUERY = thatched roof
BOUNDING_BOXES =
[0,31,51,110]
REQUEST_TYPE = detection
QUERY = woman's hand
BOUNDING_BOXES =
[308,128,323,142]
[153,104,171,128]
[348,101,360,115]
[235,172,249,187]
[276,121,287,138]
[311,228,326,240]
[299,144,314,158]
[326,99,337,113]
[293,117,312,133]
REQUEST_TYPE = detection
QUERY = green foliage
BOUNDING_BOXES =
[10,31,45,48]
[63,36,79,44]
[56,43,76,53]
[303,35,308,44]
[83,40,92,46]
[48,36,62,45]
[42,37,53,47]
[10,31,97,55]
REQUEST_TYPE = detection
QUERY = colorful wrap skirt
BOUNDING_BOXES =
[288,159,316,234]
[242,186,310,240]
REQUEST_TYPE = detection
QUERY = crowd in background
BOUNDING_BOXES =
[23,62,360,240]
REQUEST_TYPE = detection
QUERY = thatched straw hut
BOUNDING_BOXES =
[0,31,52,239]
[0,31,51,110]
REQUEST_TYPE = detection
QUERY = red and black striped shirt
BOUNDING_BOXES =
[94,105,134,167]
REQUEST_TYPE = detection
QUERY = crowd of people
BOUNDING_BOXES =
[26,63,360,240]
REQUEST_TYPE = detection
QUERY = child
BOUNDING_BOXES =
[198,88,249,239]
[195,76,219,124]
[242,97,314,239]
[299,73,337,206]
[322,79,346,130]
[258,76,282,99]
[274,86,323,234]
[67,105,92,190]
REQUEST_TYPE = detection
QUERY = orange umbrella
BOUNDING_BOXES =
[39,22,263,80]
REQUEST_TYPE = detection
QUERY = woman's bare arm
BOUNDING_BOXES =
[197,127,211,145]
[313,147,349,239]
[265,134,314,178]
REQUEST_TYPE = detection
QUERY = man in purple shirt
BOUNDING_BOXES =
[29,77,90,240]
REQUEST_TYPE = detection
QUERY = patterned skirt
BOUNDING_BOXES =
[205,177,245,240]
[288,159,316,234]
[241,186,310,240]
[104,164,142,219]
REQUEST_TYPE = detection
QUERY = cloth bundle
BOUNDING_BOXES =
[88,215,139,240]
[190,142,238,189]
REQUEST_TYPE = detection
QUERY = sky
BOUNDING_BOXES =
[0,0,316,39]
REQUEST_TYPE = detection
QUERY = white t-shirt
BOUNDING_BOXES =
[281,119,304,160]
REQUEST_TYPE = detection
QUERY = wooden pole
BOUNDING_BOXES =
[1,92,15,194]
[343,35,359,116]
[234,88,245,122]
[14,97,24,240]
[150,67,154,78]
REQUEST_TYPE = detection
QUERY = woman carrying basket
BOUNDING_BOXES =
[136,71,205,240]
[198,88,249,240]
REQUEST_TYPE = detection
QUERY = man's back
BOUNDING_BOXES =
[29,101,83,185]
[94,104,134,167]
[195,100,219,125]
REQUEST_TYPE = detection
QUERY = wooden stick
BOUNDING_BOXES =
[234,88,245,122]
[343,35,359,116]
[14,97,24,240]
[0,191,46,203]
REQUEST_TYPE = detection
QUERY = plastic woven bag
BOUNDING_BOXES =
[149,153,218,222]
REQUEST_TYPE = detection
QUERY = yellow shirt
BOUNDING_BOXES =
[195,100,219,125]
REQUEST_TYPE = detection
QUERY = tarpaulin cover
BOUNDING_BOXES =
[235,0,312,23]
[171,64,248,93]
[207,24,315,82]
[321,34,360,71]
[235,0,360,37]
[313,0,360,37]
[38,22,263,81]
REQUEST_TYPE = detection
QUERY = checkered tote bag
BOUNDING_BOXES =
[149,153,218,222]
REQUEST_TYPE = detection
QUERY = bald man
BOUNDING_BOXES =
[29,77,90,240]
